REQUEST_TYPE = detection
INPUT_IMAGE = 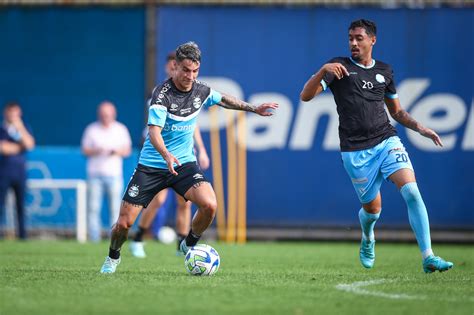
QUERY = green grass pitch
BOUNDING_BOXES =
[1,240,472,315]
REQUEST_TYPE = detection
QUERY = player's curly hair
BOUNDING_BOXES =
[175,41,201,64]
[349,19,377,37]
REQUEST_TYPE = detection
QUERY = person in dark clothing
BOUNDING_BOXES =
[0,102,35,239]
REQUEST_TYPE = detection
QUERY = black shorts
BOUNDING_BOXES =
[122,162,208,207]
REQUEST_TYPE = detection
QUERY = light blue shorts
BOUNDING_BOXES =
[341,136,414,204]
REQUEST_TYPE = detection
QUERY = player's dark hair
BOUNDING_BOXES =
[349,19,377,37]
[175,41,201,64]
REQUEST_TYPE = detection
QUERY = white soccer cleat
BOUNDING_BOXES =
[179,239,190,256]
[100,256,121,274]
[129,241,147,258]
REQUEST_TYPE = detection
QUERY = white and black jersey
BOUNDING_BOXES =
[322,57,398,152]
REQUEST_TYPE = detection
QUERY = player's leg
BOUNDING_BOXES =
[87,177,104,242]
[100,201,143,274]
[100,164,165,273]
[129,189,168,258]
[342,146,384,269]
[175,193,192,254]
[358,193,382,268]
[170,162,216,254]
[171,163,217,254]
[382,136,452,272]
[179,182,217,254]
[389,169,453,273]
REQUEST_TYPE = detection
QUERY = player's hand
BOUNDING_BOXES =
[165,153,181,175]
[324,63,349,80]
[255,103,278,116]
[419,126,443,147]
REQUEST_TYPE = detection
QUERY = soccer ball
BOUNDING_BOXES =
[184,244,220,276]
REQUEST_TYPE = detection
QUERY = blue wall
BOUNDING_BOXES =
[0,7,146,146]
[157,7,473,228]
[1,6,472,230]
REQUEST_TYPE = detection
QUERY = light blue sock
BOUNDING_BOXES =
[400,182,433,258]
[358,208,380,241]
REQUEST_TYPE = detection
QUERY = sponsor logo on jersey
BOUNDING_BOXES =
[170,103,179,112]
[180,108,192,115]
[153,83,171,105]
[349,72,358,75]
[163,123,193,132]
[128,184,140,198]
[375,74,385,83]
[193,97,202,109]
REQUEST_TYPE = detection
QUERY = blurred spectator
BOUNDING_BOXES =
[0,102,35,240]
[81,101,132,242]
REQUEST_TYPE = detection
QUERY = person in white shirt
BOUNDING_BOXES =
[81,101,132,242]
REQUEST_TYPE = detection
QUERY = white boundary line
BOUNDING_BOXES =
[335,279,425,300]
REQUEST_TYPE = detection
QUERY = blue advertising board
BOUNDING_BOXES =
[156,7,473,228]
[1,7,472,232]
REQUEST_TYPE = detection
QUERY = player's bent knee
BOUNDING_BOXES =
[198,199,217,218]
[362,204,381,214]
[116,215,134,230]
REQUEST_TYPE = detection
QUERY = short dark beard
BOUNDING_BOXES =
[351,54,361,62]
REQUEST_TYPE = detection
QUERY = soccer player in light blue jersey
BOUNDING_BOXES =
[300,19,453,273]
[101,41,278,273]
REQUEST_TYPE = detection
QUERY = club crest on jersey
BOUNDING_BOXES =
[193,97,202,109]
[128,184,139,198]
[375,74,385,83]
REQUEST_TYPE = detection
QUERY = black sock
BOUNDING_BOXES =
[184,230,201,247]
[177,234,186,250]
[108,247,121,260]
[133,227,146,242]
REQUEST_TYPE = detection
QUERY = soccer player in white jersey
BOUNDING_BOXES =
[100,41,278,273]
[300,19,453,273]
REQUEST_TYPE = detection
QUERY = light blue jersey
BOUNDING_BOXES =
[139,79,222,169]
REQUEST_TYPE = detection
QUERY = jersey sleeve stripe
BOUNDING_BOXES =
[384,93,399,99]
[320,79,328,91]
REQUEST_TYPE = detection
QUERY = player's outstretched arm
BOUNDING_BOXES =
[149,125,181,175]
[385,97,443,147]
[217,93,278,116]
[300,63,349,102]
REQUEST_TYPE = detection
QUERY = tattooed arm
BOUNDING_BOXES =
[217,93,278,116]
[385,97,443,147]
